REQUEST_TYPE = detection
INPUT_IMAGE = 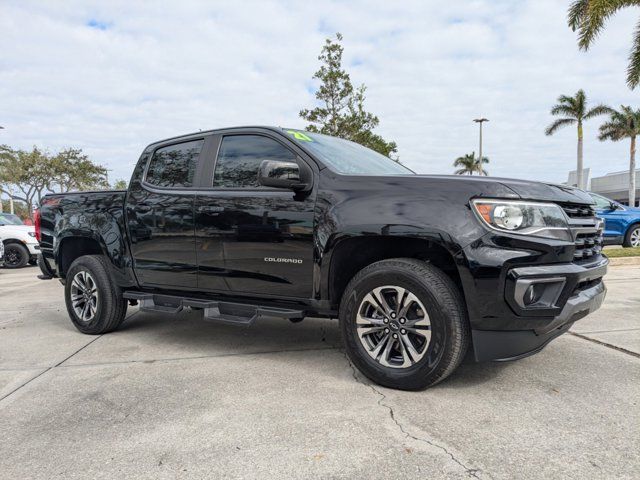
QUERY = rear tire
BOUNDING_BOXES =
[65,255,127,334]
[3,243,29,268]
[623,224,640,248]
[339,258,469,390]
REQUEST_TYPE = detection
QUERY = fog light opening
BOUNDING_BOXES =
[524,284,544,306]
[513,276,566,310]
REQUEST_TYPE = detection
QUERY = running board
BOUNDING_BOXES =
[123,291,305,327]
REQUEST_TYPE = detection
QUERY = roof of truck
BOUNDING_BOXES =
[143,126,287,151]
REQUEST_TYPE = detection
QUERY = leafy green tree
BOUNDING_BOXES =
[453,152,489,175]
[598,105,640,206]
[544,90,611,189]
[0,146,53,213]
[0,145,109,213]
[112,179,128,190]
[300,33,398,158]
[51,148,108,192]
[568,0,640,89]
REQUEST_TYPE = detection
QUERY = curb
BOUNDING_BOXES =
[607,256,640,266]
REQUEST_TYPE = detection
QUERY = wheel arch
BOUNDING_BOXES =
[326,235,465,308]
[624,221,640,246]
[2,237,28,246]
[56,234,106,278]
[625,220,640,236]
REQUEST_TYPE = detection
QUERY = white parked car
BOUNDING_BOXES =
[0,213,40,268]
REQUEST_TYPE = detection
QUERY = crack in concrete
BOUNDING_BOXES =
[569,331,640,358]
[0,310,142,403]
[575,327,640,334]
[0,334,103,403]
[338,344,487,479]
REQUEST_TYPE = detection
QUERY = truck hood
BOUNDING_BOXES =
[413,175,594,205]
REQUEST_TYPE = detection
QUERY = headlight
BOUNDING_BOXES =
[27,232,36,238]
[471,199,572,241]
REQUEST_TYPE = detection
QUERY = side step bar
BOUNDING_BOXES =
[123,291,305,327]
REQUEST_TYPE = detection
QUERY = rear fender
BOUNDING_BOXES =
[52,211,136,288]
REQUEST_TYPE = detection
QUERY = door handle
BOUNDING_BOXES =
[199,206,225,213]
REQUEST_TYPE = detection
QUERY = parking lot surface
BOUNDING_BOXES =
[1,266,638,479]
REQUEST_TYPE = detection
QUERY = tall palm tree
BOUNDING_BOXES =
[598,105,640,207]
[453,152,489,176]
[568,0,640,89]
[544,90,611,189]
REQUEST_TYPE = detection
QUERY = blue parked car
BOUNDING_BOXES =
[589,192,640,247]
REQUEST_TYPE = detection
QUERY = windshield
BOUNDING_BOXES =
[283,129,414,175]
[0,213,23,225]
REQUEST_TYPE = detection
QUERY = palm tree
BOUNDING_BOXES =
[453,152,489,176]
[599,106,640,207]
[568,0,640,89]
[544,90,611,189]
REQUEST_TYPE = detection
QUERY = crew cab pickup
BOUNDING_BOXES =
[36,127,608,390]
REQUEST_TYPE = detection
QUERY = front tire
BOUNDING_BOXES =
[3,243,29,268]
[623,224,640,248]
[340,258,469,390]
[64,255,127,334]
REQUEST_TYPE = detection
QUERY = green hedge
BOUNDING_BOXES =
[605,247,640,258]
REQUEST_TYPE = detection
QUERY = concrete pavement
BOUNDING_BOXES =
[0,265,638,479]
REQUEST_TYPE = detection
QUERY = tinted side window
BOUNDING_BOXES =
[213,135,297,188]
[146,139,204,188]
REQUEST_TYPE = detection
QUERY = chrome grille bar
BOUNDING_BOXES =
[560,205,604,261]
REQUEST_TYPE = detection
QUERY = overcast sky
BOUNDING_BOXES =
[1,0,638,185]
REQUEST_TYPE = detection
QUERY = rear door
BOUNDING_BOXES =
[126,138,205,289]
[195,132,316,298]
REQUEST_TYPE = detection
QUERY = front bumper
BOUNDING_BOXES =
[471,257,608,362]
[26,242,40,256]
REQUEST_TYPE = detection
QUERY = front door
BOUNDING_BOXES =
[591,193,626,239]
[195,133,315,298]
[126,138,204,289]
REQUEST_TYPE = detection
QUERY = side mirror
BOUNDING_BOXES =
[610,202,620,210]
[258,160,307,190]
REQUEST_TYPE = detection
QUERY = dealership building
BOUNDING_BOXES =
[566,168,640,207]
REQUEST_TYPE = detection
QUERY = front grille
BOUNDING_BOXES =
[559,203,604,261]
[560,204,595,218]
[573,231,603,259]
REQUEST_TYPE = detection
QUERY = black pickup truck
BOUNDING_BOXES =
[36,126,608,390]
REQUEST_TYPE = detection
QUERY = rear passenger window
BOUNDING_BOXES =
[146,139,204,188]
[213,135,297,188]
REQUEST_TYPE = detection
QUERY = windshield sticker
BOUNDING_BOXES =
[286,130,313,142]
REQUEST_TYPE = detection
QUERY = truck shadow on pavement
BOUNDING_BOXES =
[110,308,509,389]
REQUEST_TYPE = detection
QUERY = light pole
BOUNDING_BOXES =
[473,118,489,166]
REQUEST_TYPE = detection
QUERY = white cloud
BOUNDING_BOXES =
[1,0,638,184]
